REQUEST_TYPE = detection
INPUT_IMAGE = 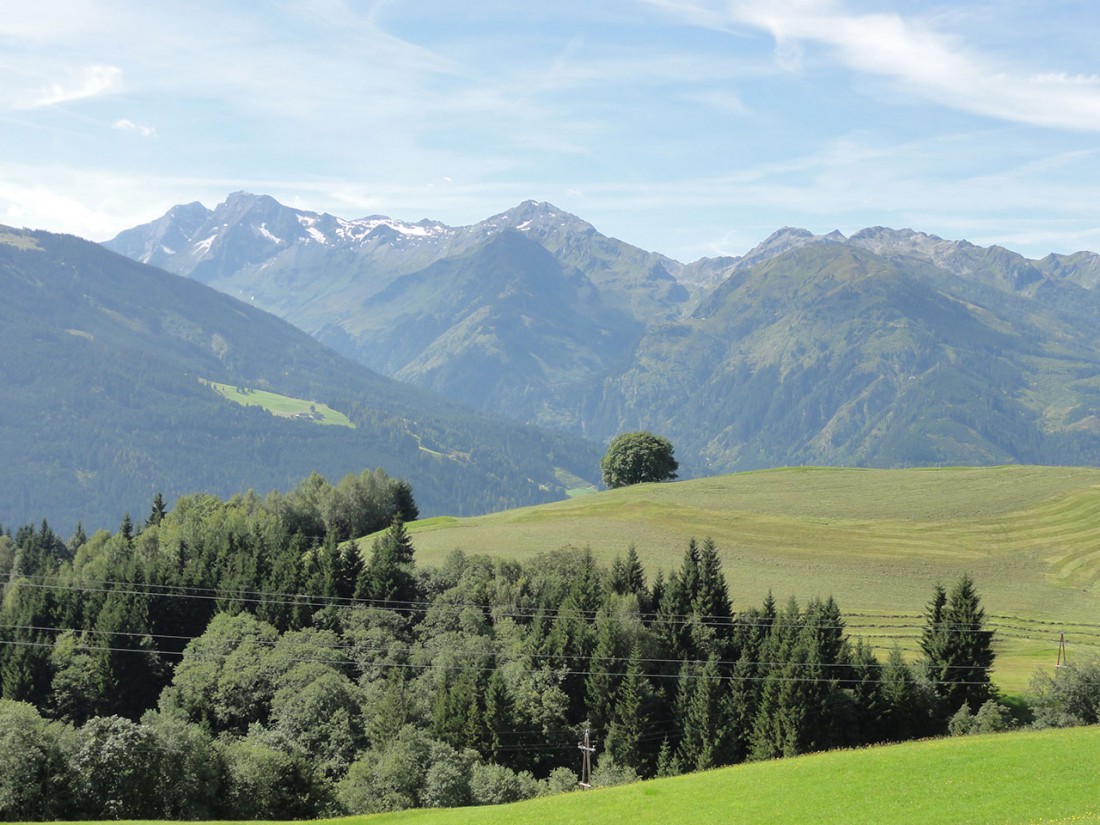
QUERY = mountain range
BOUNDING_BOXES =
[106,194,1100,475]
[0,225,601,533]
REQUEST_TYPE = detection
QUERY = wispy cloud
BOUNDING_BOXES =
[112,119,156,137]
[18,64,122,109]
[644,0,1100,132]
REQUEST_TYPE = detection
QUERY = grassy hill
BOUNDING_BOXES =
[385,465,1100,692]
[341,726,1099,825]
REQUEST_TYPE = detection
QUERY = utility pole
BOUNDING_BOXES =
[1057,631,1068,668]
[578,727,596,789]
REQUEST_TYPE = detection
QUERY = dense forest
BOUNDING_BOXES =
[0,470,1093,820]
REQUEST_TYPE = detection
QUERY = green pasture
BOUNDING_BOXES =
[0,229,41,250]
[203,380,354,428]
[84,726,1100,825]
[382,466,1100,693]
[349,726,1100,825]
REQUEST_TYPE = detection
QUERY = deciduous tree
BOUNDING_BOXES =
[600,432,678,489]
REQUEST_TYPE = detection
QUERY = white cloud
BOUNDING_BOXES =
[18,64,122,109]
[112,118,156,137]
[644,0,1100,132]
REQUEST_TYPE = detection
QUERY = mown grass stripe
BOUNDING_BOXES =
[393,466,1100,694]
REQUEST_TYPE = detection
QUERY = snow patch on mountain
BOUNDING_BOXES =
[192,233,217,255]
[257,223,283,245]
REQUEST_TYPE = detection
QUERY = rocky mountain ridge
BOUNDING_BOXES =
[106,195,1100,475]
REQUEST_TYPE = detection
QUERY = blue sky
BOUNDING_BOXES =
[2,0,1099,261]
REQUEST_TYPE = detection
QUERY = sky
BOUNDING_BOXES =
[2,0,1099,262]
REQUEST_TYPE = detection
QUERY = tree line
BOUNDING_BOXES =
[0,471,1090,820]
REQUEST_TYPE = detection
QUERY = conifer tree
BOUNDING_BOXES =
[920,583,948,668]
[355,518,418,608]
[879,645,931,741]
[677,655,728,771]
[584,607,621,732]
[692,537,732,657]
[923,575,995,713]
[95,587,166,718]
[69,522,88,552]
[609,545,647,606]
[483,670,517,768]
[147,493,168,528]
[845,639,883,745]
[119,513,134,546]
[655,540,701,660]
[605,642,655,775]
[749,597,819,760]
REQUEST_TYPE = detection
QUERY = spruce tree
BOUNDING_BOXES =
[605,642,655,775]
[483,670,517,768]
[147,493,168,528]
[879,645,934,741]
[609,545,647,606]
[354,518,418,608]
[119,513,134,546]
[584,607,621,732]
[920,576,995,716]
[692,537,732,656]
[919,583,948,668]
[676,655,728,771]
[845,638,883,745]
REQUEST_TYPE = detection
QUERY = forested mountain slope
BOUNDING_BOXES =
[585,240,1100,471]
[104,193,698,427]
[0,226,600,533]
[108,198,1100,473]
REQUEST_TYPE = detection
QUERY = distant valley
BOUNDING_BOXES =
[108,194,1100,474]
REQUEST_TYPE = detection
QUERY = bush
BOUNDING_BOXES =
[948,700,1016,736]
[970,700,1017,734]
[947,704,973,736]
[0,701,71,820]
[421,743,475,808]
[544,766,579,795]
[469,762,540,806]
[1030,658,1100,728]
[66,715,161,819]
[339,728,425,814]
[592,756,639,788]
[220,728,332,820]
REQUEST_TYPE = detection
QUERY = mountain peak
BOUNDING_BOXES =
[485,200,594,235]
[736,226,844,270]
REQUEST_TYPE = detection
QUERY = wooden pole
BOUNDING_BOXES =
[578,727,596,789]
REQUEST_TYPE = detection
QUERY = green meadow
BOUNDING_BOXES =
[341,726,1100,825]
[203,380,354,427]
[79,726,1099,825]
[383,466,1100,693]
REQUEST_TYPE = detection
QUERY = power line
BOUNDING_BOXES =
[2,621,1015,672]
[0,637,1032,687]
[9,575,1093,635]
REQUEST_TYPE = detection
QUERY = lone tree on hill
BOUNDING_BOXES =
[601,431,678,489]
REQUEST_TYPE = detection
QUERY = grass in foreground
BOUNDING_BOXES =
[381,466,1100,693]
[348,726,1099,825]
[49,727,1099,825]
[203,380,354,427]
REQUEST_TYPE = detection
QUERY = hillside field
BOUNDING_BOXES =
[202,380,355,427]
[336,726,1099,825]
[85,726,1091,825]
[379,466,1100,692]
